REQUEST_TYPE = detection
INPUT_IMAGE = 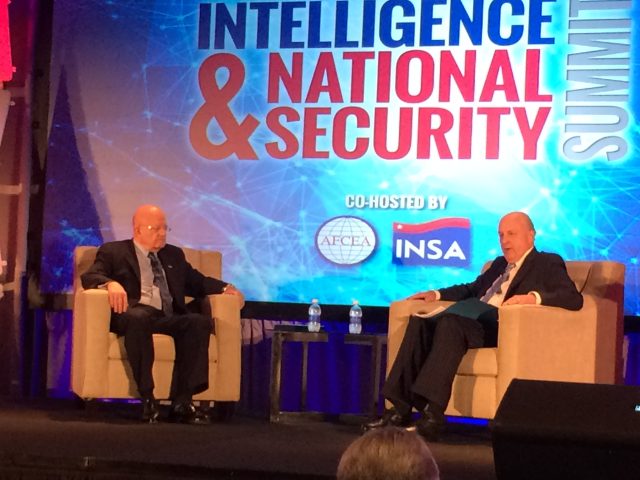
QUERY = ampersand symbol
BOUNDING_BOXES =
[190,53,259,160]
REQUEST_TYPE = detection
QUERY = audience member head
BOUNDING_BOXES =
[498,211,536,264]
[132,204,169,252]
[337,427,440,480]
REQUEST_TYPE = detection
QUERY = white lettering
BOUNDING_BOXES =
[443,241,466,260]
[344,194,428,210]
[426,239,443,259]
[404,239,425,258]
[345,195,355,208]
[427,195,448,209]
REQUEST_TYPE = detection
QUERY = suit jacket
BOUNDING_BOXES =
[439,249,583,311]
[81,240,228,315]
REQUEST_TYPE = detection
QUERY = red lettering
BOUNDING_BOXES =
[333,107,370,159]
[302,108,331,158]
[458,107,473,159]
[306,52,343,103]
[439,50,476,102]
[265,107,299,158]
[342,51,376,103]
[376,51,392,102]
[417,108,454,159]
[396,50,434,103]
[515,107,551,159]
[525,49,552,101]
[478,107,510,158]
[267,52,302,103]
[373,108,413,160]
[480,50,519,102]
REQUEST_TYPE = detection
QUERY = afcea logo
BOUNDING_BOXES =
[316,216,377,266]
[392,218,470,267]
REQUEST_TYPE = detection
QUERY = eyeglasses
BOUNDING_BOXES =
[142,225,171,233]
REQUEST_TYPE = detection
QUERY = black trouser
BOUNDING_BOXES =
[111,304,212,401]
[382,312,498,416]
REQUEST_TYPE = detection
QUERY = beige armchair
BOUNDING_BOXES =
[71,246,242,404]
[387,261,625,419]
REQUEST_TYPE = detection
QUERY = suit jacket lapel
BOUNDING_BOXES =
[504,248,538,298]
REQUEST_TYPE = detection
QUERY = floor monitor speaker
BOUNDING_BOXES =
[491,379,640,480]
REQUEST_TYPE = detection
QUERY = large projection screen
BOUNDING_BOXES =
[43,0,639,314]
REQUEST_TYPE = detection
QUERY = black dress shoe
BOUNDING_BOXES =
[141,398,160,424]
[415,408,445,441]
[168,402,210,426]
[363,408,413,432]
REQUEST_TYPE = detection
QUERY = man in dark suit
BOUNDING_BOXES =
[365,212,583,440]
[81,204,243,424]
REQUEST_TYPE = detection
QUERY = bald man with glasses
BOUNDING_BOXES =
[81,204,242,424]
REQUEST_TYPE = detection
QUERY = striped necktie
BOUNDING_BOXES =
[148,253,173,315]
[480,263,515,303]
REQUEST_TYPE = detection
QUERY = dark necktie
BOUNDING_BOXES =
[148,252,173,315]
[480,263,515,303]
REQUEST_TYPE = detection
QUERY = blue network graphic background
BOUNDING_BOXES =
[42,1,640,314]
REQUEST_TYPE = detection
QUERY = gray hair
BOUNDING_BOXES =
[337,427,440,480]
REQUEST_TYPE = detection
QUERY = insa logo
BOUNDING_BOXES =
[392,218,470,267]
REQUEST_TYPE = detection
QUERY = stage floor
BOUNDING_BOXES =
[0,398,496,479]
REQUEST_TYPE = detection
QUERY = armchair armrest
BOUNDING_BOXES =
[72,288,112,398]
[208,293,242,400]
[496,294,619,401]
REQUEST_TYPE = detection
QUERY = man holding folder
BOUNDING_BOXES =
[365,212,583,440]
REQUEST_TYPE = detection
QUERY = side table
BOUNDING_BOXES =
[269,325,329,422]
[269,325,387,422]
[343,333,387,418]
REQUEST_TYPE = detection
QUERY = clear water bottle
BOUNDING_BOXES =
[308,299,321,332]
[349,300,362,334]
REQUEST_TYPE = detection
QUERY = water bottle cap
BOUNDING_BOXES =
[352,300,359,305]
[311,298,319,303]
